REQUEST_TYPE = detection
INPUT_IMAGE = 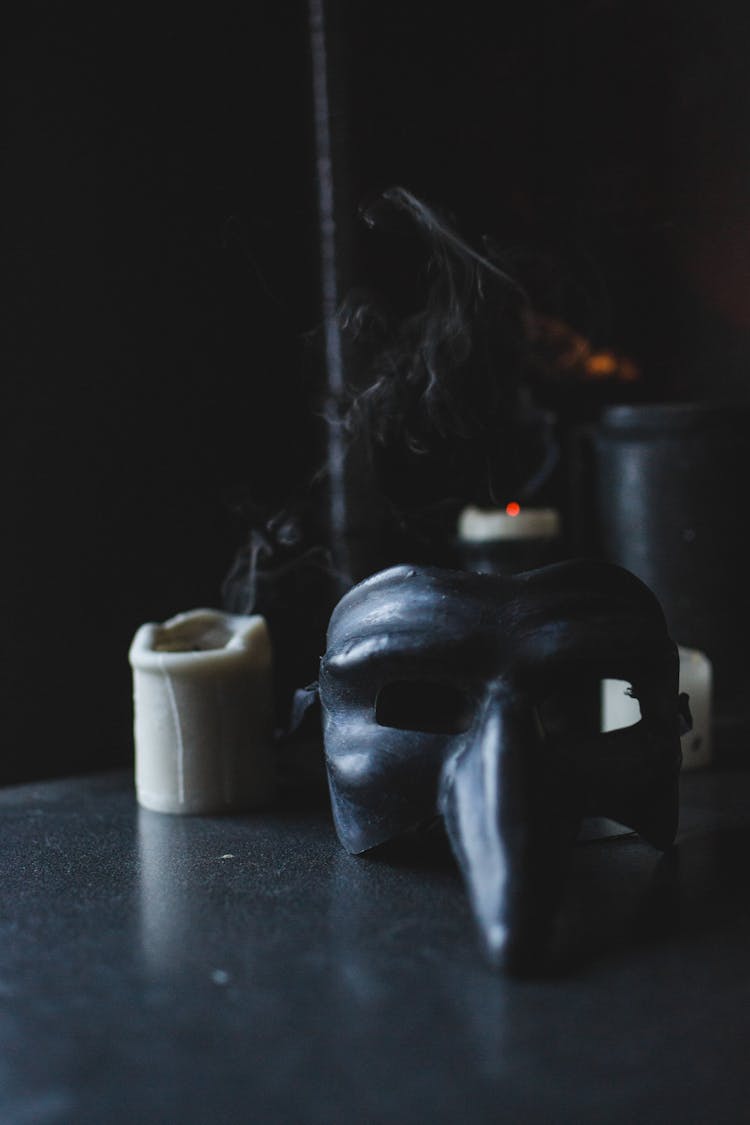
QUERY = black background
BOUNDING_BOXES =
[3,1,750,783]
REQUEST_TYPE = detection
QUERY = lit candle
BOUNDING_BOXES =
[129,609,275,813]
[601,645,712,771]
[458,503,561,542]
[457,503,562,575]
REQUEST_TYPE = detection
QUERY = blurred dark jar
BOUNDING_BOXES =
[591,401,750,753]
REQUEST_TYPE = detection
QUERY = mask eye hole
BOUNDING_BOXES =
[600,679,642,732]
[375,681,474,735]
[534,678,642,741]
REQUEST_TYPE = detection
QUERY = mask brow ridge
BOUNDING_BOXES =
[324,632,477,673]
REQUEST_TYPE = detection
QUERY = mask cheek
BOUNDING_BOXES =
[322,711,460,853]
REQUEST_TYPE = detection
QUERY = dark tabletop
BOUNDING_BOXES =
[1,766,749,1125]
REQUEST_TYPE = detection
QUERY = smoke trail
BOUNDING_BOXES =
[339,187,558,519]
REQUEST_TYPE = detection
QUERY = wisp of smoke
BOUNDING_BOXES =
[339,186,558,515]
[221,485,341,728]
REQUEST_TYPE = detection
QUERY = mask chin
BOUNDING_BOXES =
[326,777,439,856]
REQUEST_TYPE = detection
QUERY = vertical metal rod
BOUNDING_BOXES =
[308,0,351,589]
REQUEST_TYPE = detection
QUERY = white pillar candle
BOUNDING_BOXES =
[678,646,713,770]
[129,609,275,813]
[601,645,713,771]
[458,504,561,542]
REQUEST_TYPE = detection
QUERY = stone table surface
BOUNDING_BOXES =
[1,767,750,1124]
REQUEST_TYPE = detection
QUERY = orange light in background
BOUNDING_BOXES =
[585,352,618,378]
[506,502,521,517]
[531,315,641,385]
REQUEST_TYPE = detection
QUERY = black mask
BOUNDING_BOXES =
[320,560,685,971]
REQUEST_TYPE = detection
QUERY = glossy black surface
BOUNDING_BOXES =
[2,769,750,1123]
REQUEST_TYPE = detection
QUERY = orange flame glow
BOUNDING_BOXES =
[585,352,618,378]
[531,315,641,384]
[506,502,521,517]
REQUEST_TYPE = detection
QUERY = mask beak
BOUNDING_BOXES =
[439,693,578,972]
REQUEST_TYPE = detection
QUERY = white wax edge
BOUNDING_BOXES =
[677,644,710,663]
[129,609,271,674]
[458,505,561,542]
[137,788,273,815]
